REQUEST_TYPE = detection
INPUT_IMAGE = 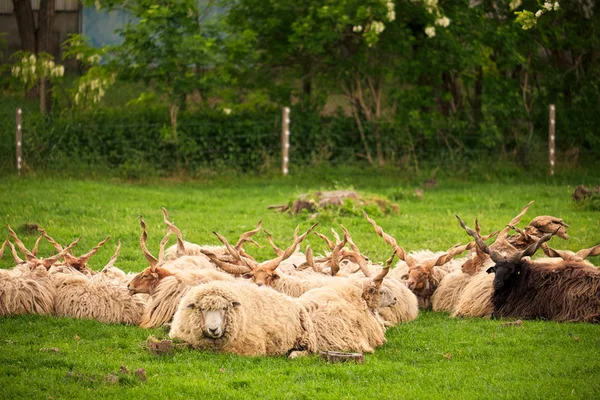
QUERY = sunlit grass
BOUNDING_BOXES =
[0,173,598,399]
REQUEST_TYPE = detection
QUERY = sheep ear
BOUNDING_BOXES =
[231,301,241,308]
[271,273,280,280]
[151,272,159,279]
[400,274,409,280]
[186,303,196,309]
[486,266,496,274]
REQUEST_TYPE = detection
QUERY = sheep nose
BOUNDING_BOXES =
[256,282,263,287]
[209,327,219,335]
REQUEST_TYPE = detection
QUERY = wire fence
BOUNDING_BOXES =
[0,100,596,177]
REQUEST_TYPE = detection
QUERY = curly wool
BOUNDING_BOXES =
[0,266,54,316]
[53,273,146,324]
[170,281,317,356]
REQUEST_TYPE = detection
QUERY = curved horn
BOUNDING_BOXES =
[363,211,414,266]
[102,240,121,271]
[498,201,534,240]
[510,227,559,263]
[213,231,255,269]
[5,240,24,264]
[162,207,186,257]
[139,216,158,269]
[6,224,37,262]
[0,238,8,260]
[234,220,262,251]
[455,215,493,257]
[261,223,318,272]
[313,232,335,250]
[575,244,600,259]
[329,234,347,276]
[200,249,252,275]
[39,237,81,268]
[67,236,111,266]
[340,225,361,254]
[373,252,394,287]
[39,229,65,253]
[263,229,283,257]
[31,234,44,256]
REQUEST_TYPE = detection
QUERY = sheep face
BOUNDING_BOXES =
[361,283,396,309]
[242,268,279,287]
[128,267,173,295]
[402,266,431,292]
[487,261,519,291]
[185,295,241,339]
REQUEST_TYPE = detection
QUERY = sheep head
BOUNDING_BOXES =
[183,284,241,340]
[361,252,396,310]
[457,213,559,291]
[127,216,174,295]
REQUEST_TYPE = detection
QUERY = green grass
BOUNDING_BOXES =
[0,172,599,399]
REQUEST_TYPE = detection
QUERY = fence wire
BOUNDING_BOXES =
[0,102,596,176]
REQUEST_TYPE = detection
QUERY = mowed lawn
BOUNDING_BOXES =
[0,171,599,399]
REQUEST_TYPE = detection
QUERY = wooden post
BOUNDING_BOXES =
[281,107,290,176]
[16,108,22,176]
[549,104,555,176]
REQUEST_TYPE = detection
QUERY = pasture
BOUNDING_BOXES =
[0,170,599,399]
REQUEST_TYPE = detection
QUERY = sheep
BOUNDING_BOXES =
[128,217,236,328]
[431,246,494,314]
[295,281,387,354]
[451,271,494,318]
[52,271,147,325]
[0,230,79,316]
[363,211,487,309]
[169,280,317,356]
[456,212,600,322]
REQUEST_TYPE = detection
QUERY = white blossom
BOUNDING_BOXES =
[386,1,396,21]
[12,66,20,76]
[29,54,36,62]
[425,26,436,38]
[371,21,385,34]
[509,0,522,10]
[435,16,450,27]
[543,2,553,10]
[58,65,65,77]
[223,108,232,115]
[535,10,543,18]
[553,2,559,10]
[353,25,363,33]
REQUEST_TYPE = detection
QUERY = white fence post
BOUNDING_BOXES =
[281,107,290,175]
[16,108,22,176]
[549,104,555,176]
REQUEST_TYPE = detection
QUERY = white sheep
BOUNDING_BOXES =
[169,280,317,356]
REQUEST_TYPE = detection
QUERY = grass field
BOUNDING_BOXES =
[0,170,599,399]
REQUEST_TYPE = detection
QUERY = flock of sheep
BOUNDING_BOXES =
[0,202,599,358]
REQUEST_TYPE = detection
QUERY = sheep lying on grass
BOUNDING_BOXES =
[457,211,600,322]
[169,280,317,356]
[129,217,235,328]
[363,211,482,309]
[0,229,79,316]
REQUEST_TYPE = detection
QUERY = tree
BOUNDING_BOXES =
[12,0,56,113]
